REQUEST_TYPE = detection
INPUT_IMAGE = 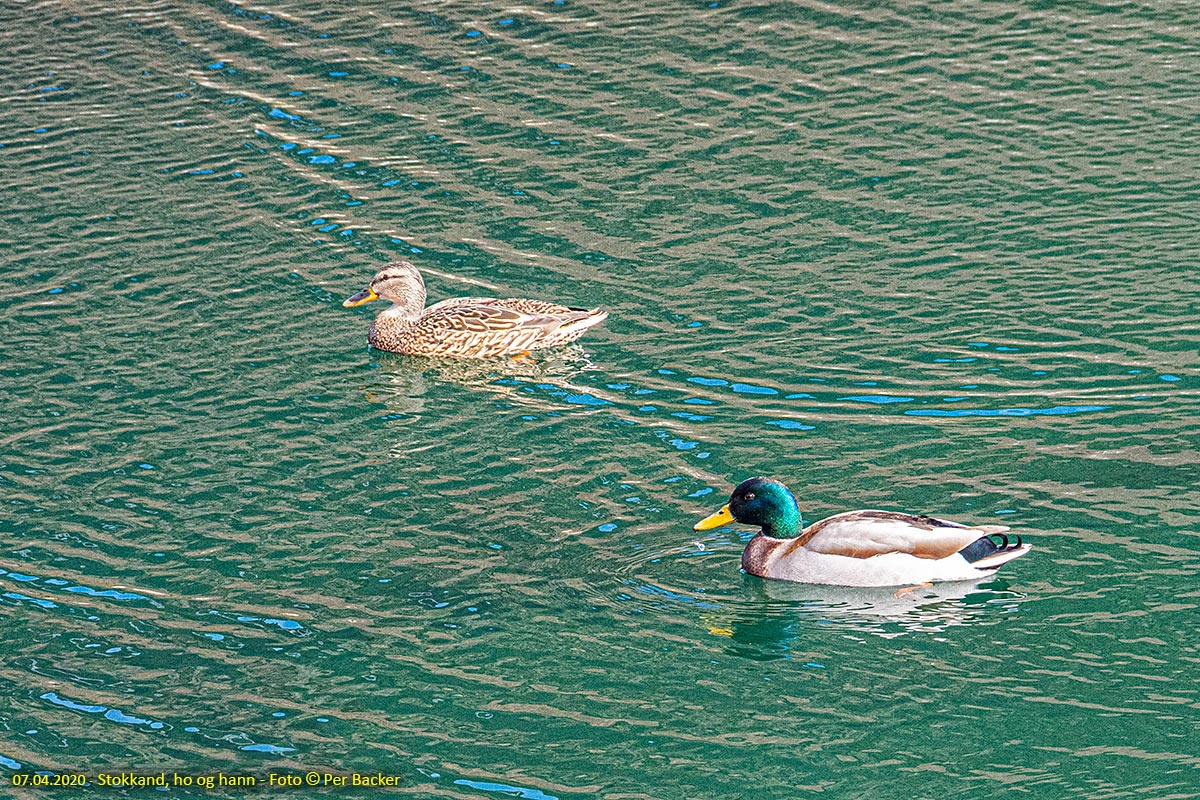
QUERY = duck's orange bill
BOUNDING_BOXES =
[343,287,379,307]
[694,504,734,531]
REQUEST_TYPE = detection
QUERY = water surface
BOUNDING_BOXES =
[2,1,1198,797]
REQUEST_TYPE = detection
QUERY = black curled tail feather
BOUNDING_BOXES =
[958,533,1025,566]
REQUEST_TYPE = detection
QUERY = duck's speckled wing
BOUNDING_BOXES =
[407,300,604,358]
[423,303,557,336]
[797,510,1011,560]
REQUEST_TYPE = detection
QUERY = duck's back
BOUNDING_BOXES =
[373,296,606,357]
[426,297,583,315]
[800,510,1009,559]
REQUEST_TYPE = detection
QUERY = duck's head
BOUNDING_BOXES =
[694,477,803,539]
[343,261,427,311]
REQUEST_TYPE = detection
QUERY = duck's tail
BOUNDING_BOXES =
[556,308,608,339]
[958,532,1031,571]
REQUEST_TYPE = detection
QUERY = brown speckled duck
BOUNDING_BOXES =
[343,261,608,358]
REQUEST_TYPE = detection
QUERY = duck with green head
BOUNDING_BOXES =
[695,477,1030,587]
[343,260,608,358]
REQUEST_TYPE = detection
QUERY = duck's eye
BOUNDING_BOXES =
[744,492,755,501]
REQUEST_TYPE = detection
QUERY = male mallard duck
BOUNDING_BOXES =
[695,477,1030,587]
[343,260,608,358]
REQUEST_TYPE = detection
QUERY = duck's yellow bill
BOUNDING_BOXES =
[694,504,734,531]
[343,287,379,307]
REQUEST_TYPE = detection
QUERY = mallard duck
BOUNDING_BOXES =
[695,477,1030,587]
[343,260,608,358]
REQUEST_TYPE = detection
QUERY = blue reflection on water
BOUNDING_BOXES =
[4,592,57,609]
[906,405,1109,417]
[634,583,721,610]
[41,692,165,729]
[2,569,149,603]
[42,693,105,713]
[840,395,913,404]
[234,615,303,631]
[766,420,814,430]
[240,743,295,753]
[454,779,559,800]
[561,393,610,406]
[64,586,147,601]
[731,382,777,395]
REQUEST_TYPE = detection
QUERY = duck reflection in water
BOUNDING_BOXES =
[703,576,1026,655]
[361,345,612,423]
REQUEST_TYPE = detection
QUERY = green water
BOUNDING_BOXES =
[2,1,1198,797]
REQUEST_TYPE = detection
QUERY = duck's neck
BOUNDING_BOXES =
[379,300,423,325]
[368,302,423,350]
[383,280,427,317]
[759,501,803,539]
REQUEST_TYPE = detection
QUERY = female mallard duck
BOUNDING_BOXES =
[695,477,1030,587]
[343,260,608,358]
